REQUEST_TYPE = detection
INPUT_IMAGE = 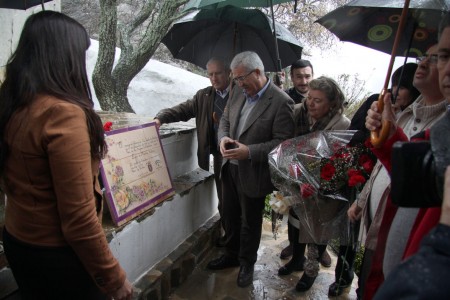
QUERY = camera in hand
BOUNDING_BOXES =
[391,110,450,207]
[225,142,237,150]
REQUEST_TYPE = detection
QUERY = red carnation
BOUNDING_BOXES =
[289,163,302,179]
[103,121,113,132]
[320,163,336,181]
[347,168,362,178]
[359,154,375,173]
[330,153,343,161]
[348,174,366,187]
[300,183,316,198]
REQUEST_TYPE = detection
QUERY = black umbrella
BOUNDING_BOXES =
[161,6,303,72]
[0,0,51,10]
[316,0,450,57]
[183,0,299,71]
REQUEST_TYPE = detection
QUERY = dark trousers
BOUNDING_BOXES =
[221,163,265,266]
[288,218,327,277]
[287,210,327,263]
[213,153,223,216]
[3,228,108,300]
[334,220,360,284]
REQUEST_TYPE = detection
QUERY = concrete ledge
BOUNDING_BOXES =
[134,215,221,300]
[103,167,215,240]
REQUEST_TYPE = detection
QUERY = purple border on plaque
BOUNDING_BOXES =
[100,121,175,225]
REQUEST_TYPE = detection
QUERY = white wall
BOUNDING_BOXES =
[107,128,218,282]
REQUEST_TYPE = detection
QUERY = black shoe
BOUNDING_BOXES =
[278,256,306,275]
[328,279,352,296]
[207,255,239,270]
[280,244,293,259]
[295,273,317,292]
[320,249,332,268]
[237,264,254,287]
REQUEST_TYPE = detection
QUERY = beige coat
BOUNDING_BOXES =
[292,103,351,243]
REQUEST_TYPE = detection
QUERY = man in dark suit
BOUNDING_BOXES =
[154,58,230,246]
[206,51,295,288]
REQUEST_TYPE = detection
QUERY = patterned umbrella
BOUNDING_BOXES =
[316,0,450,57]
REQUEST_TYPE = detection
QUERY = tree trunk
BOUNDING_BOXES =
[93,0,187,113]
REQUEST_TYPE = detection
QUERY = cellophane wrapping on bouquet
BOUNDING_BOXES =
[268,130,375,244]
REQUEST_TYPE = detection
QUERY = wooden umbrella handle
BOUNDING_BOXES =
[370,89,391,148]
[370,0,410,148]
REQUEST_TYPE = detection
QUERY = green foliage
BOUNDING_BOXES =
[264,194,272,220]
[354,244,365,277]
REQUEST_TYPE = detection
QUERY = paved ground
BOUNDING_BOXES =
[169,219,358,300]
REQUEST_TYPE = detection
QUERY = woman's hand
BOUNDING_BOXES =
[347,201,362,222]
[110,279,133,300]
[365,92,397,139]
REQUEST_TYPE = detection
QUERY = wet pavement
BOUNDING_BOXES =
[168,219,358,300]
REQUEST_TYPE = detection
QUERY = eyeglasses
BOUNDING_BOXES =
[232,70,255,84]
[416,54,438,64]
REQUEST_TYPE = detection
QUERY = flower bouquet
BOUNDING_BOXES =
[268,130,376,244]
[269,191,295,215]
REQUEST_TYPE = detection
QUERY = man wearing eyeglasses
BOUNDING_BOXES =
[351,44,448,299]
[154,57,231,247]
[206,51,295,288]
[372,14,450,299]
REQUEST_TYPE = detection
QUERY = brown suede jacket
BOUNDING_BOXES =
[2,95,125,294]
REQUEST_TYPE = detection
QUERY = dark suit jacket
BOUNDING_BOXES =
[156,86,217,171]
[218,81,295,198]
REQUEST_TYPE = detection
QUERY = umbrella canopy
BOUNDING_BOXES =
[183,0,296,10]
[0,0,51,9]
[183,0,298,71]
[316,0,450,57]
[161,6,303,72]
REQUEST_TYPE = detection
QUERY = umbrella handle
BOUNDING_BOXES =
[370,0,410,148]
[370,89,391,148]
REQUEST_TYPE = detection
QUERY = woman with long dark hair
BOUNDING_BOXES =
[0,11,132,300]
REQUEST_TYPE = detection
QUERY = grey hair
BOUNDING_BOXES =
[206,57,230,71]
[309,76,346,115]
[230,51,264,73]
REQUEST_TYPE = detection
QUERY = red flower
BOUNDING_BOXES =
[103,121,113,132]
[300,183,316,198]
[330,153,343,161]
[331,143,343,152]
[289,163,302,179]
[320,163,336,181]
[348,174,366,187]
[347,168,362,178]
[359,154,375,173]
